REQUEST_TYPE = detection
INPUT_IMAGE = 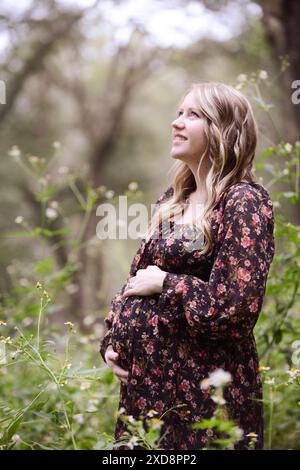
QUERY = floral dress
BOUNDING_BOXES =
[99,181,275,450]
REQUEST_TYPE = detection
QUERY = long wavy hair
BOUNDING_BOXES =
[144,81,258,256]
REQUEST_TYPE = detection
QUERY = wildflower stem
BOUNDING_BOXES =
[37,294,44,351]
[295,146,300,199]
[68,179,86,210]
[268,385,274,449]
[254,82,282,142]
[16,327,78,449]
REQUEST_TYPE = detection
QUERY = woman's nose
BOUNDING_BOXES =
[171,116,185,128]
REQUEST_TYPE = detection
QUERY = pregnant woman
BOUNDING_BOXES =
[99,81,275,450]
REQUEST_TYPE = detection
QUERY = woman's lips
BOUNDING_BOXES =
[173,137,188,143]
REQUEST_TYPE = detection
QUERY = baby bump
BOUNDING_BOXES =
[110,295,161,371]
[110,296,144,370]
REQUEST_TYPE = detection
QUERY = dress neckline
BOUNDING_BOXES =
[172,202,205,226]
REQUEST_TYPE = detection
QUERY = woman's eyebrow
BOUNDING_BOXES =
[178,107,201,112]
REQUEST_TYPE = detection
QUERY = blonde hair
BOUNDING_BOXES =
[145,81,258,256]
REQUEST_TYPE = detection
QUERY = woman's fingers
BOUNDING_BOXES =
[106,349,119,361]
[112,364,129,380]
[105,348,129,384]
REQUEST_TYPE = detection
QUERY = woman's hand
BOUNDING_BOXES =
[105,345,129,385]
[122,265,167,298]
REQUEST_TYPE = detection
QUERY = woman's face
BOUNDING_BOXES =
[170,91,207,165]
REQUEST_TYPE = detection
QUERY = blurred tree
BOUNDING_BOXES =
[0,0,101,125]
[257,0,300,138]
[0,1,164,322]
[198,0,300,139]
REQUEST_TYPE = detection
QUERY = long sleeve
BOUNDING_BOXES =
[99,185,174,362]
[157,185,275,341]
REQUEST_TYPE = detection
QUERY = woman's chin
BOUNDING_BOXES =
[170,153,186,162]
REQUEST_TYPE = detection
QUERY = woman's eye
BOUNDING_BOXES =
[177,111,199,117]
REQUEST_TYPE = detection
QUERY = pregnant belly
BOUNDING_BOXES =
[110,295,160,371]
[110,296,144,370]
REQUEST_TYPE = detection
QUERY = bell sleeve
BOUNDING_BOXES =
[156,185,275,341]
[99,185,174,362]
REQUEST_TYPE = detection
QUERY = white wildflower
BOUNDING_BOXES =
[28,155,40,165]
[9,145,21,157]
[10,349,22,360]
[83,314,96,326]
[74,414,84,425]
[45,207,58,220]
[147,409,158,418]
[208,368,232,388]
[211,393,226,405]
[105,190,115,199]
[97,185,107,194]
[128,436,139,449]
[284,143,293,153]
[52,141,61,149]
[258,70,268,80]
[86,404,97,412]
[58,166,69,175]
[237,73,247,83]
[15,216,24,224]
[80,382,91,391]
[259,366,271,372]
[246,432,258,439]
[264,378,275,385]
[287,368,300,383]
[128,181,138,191]
[0,336,12,344]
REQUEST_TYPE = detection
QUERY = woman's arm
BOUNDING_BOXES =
[157,185,275,341]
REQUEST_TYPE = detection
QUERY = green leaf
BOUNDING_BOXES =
[258,147,275,160]
[274,329,283,344]
[0,411,24,445]
[35,258,55,274]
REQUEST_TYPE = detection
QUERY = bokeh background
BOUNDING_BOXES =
[0,0,299,450]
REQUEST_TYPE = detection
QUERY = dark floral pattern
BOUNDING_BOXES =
[99,182,275,450]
